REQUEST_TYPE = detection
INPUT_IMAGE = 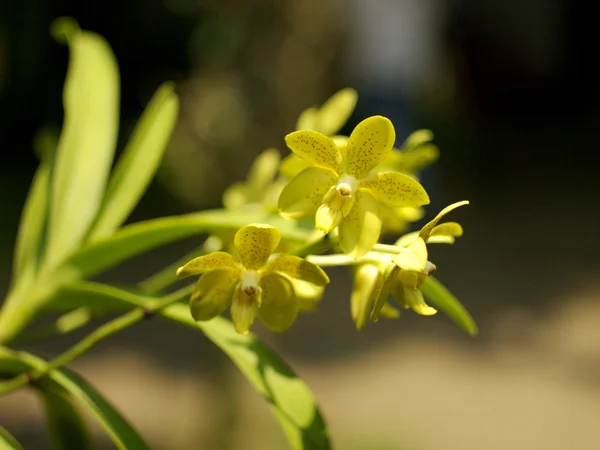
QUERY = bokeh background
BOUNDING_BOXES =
[1,0,600,449]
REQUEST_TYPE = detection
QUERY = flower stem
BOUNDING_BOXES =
[372,243,405,255]
[0,286,189,396]
[305,254,376,267]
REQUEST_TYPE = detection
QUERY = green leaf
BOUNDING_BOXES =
[61,210,312,280]
[420,276,478,336]
[87,83,179,241]
[0,346,148,450]
[45,18,120,267]
[43,385,92,450]
[43,282,331,449]
[0,425,23,450]
[12,160,51,287]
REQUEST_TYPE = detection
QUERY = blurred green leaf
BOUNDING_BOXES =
[0,346,148,450]
[43,385,92,450]
[420,276,478,336]
[0,425,23,450]
[12,160,51,288]
[46,18,120,267]
[88,83,179,241]
[44,282,331,450]
[61,210,312,279]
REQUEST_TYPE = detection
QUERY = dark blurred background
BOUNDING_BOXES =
[1,1,600,449]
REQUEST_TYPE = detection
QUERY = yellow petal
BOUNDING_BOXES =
[370,264,398,322]
[246,148,281,195]
[360,171,430,207]
[379,302,401,319]
[402,129,434,148]
[189,269,238,321]
[265,254,330,286]
[279,153,311,179]
[285,130,342,173]
[278,167,338,220]
[222,182,248,210]
[419,200,469,241]
[351,263,383,330]
[393,237,428,272]
[289,277,325,311]
[381,206,424,234]
[405,286,437,316]
[346,116,395,179]
[176,252,239,279]
[234,224,281,270]
[231,287,259,334]
[315,186,347,233]
[316,88,358,136]
[296,106,319,131]
[258,273,298,332]
[430,222,463,238]
[338,190,382,258]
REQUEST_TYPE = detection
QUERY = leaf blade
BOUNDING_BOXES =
[46,19,120,267]
[420,276,478,336]
[42,385,92,450]
[62,210,312,279]
[88,82,179,241]
[0,425,23,450]
[0,346,148,450]
[43,283,331,449]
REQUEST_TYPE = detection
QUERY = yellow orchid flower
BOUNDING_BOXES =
[278,116,430,258]
[347,201,468,329]
[379,129,439,174]
[176,224,329,334]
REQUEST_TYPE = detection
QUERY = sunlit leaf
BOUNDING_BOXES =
[420,277,478,336]
[45,18,120,267]
[87,83,179,241]
[41,282,331,449]
[12,161,51,287]
[61,210,312,279]
[0,425,23,450]
[0,346,148,450]
[43,385,92,450]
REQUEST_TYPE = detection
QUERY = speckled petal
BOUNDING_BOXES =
[258,273,298,332]
[345,116,396,179]
[231,287,259,334]
[338,190,382,258]
[176,252,240,279]
[265,254,330,286]
[234,224,281,270]
[285,130,342,173]
[189,269,238,321]
[419,201,469,241]
[278,166,338,220]
[360,171,430,207]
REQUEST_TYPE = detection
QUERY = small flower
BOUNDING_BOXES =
[176,224,329,334]
[278,116,430,258]
[350,201,468,329]
[295,87,358,137]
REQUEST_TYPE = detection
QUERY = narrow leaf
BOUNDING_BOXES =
[420,276,478,336]
[0,425,23,450]
[0,346,148,450]
[61,210,312,279]
[42,282,331,449]
[46,18,120,267]
[43,385,91,450]
[12,161,51,287]
[88,83,179,241]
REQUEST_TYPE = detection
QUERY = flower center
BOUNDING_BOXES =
[336,175,358,197]
[240,270,261,296]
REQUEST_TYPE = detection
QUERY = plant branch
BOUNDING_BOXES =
[0,286,190,396]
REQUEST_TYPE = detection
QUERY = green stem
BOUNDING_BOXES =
[0,286,189,396]
[305,253,377,267]
[372,243,405,255]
